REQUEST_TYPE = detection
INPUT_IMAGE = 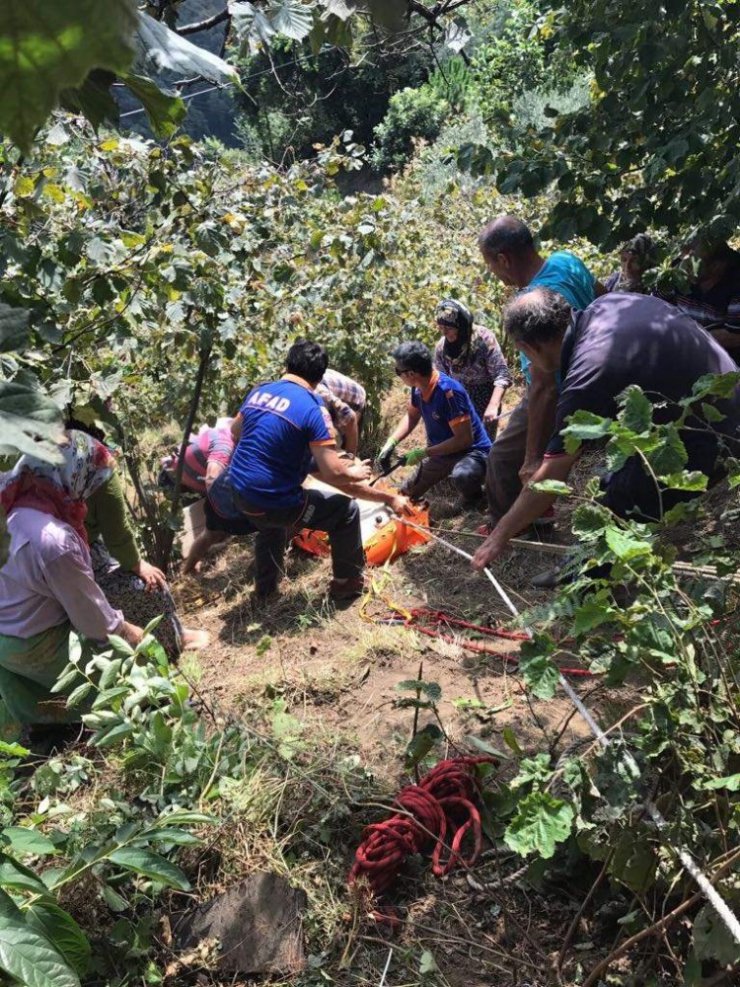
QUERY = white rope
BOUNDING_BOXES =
[378,947,393,987]
[394,515,740,944]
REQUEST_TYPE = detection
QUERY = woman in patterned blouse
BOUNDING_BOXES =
[432,298,513,439]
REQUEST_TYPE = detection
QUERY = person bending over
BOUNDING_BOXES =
[209,339,377,601]
[68,418,207,654]
[378,341,491,509]
[315,368,366,455]
[160,420,239,575]
[472,289,740,571]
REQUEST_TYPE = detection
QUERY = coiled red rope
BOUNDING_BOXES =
[348,756,494,896]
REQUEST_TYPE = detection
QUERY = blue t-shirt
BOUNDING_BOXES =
[229,376,335,510]
[410,372,492,455]
[520,251,597,384]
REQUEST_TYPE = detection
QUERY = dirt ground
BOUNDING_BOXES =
[172,384,632,775]
[160,385,657,986]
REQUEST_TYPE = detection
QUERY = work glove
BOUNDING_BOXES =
[404,447,426,467]
[377,438,397,473]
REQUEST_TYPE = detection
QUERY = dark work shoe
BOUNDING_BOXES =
[531,560,579,589]
[250,584,280,606]
[329,576,367,601]
[531,566,561,589]
[459,493,486,512]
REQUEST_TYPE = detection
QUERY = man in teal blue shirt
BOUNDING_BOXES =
[478,216,601,532]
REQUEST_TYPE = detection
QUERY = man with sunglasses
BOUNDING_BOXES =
[378,341,491,507]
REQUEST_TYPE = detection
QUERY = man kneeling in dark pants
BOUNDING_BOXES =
[378,342,492,508]
[211,340,376,601]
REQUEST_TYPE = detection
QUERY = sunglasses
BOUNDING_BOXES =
[395,366,412,376]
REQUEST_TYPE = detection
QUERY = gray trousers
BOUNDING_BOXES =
[401,449,488,501]
[485,396,529,525]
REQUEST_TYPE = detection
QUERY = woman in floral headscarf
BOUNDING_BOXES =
[604,233,657,294]
[432,298,513,440]
[0,431,146,726]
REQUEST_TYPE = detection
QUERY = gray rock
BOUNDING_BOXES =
[174,872,307,975]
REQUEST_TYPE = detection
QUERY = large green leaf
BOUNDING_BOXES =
[230,2,278,50]
[59,70,119,129]
[619,385,653,434]
[269,0,315,40]
[0,0,137,152]
[504,792,574,859]
[571,503,611,541]
[647,424,688,475]
[320,0,355,20]
[605,527,652,562]
[0,853,51,895]
[561,410,613,453]
[530,479,572,496]
[2,827,57,857]
[0,380,65,464]
[693,901,740,965]
[518,649,559,700]
[0,887,80,987]
[133,14,238,84]
[0,303,30,352]
[24,903,91,977]
[122,74,186,138]
[231,1,315,50]
[108,848,191,890]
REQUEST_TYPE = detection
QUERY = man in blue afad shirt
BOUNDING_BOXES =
[478,216,600,531]
[378,342,492,507]
[210,341,378,601]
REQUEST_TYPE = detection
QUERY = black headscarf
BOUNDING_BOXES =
[436,299,474,359]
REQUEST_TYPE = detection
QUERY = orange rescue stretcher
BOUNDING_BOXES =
[293,476,431,566]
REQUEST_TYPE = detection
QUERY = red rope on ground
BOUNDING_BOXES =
[348,756,494,896]
[409,607,530,641]
[377,607,595,678]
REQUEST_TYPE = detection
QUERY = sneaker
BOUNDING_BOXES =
[329,576,366,601]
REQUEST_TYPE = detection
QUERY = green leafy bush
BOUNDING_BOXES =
[371,86,450,172]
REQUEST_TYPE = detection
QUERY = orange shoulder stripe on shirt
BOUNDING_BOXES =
[309,439,337,447]
[420,370,440,402]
